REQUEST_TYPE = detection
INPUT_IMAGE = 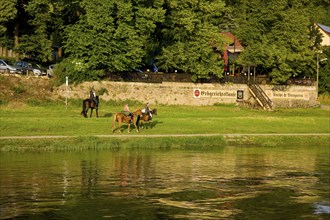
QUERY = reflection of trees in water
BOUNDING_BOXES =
[113,152,153,188]
[79,151,154,196]
[0,156,72,219]
[81,159,99,196]
[1,148,328,219]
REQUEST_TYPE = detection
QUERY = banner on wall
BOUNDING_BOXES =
[193,89,238,98]
[266,91,309,100]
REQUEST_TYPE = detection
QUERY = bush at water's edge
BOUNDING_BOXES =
[0,136,329,152]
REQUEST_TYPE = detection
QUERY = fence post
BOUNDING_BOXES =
[66,76,68,108]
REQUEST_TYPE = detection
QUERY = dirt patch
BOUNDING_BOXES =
[321,105,330,110]
[0,74,57,103]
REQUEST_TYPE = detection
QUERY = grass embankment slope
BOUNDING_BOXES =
[0,75,329,151]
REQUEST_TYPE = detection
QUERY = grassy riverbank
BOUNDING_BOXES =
[1,101,330,135]
[0,99,329,151]
[1,135,329,152]
[1,75,329,151]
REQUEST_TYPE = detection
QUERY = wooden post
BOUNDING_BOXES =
[66,76,68,108]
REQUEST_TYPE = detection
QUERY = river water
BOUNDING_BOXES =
[0,145,329,219]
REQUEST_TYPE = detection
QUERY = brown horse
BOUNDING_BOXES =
[112,109,143,133]
[81,96,99,118]
[138,109,157,129]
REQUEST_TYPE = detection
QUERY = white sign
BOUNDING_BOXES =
[193,89,236,98]
[65,76,68,107]
[266,91,309,100]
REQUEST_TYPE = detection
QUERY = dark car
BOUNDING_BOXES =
[14,61,45,76]
[0,59,18,74]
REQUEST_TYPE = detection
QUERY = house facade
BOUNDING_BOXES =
[220,32,244,75]
[317,23,330,47]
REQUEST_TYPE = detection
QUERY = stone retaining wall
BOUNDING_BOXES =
[54,81,319,108]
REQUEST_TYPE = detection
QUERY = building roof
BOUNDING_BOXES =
[317,23,330,34]
[220,32,244,53]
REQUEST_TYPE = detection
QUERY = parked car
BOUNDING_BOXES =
[47,64,55,77]
[14,61,46,76]
[0,59,18,74]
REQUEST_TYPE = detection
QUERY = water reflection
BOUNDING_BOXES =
[0,146,329,219]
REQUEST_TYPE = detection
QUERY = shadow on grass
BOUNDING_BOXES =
[139,120,163,130]
[102,112,113,118]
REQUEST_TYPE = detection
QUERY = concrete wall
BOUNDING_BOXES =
[54,81,319,108]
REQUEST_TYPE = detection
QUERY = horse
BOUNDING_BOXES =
[81,96,99,118]
[138,109,157,129]
[112,109,143,133]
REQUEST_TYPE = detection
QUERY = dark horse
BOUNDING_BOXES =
[81,96,99,118]
[138,109,157,129]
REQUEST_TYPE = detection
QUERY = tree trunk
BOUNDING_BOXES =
[14,20,20,61]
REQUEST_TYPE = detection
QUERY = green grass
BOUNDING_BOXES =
[0,100,329,136]
[0,100,329,151]
[1,136,329,152]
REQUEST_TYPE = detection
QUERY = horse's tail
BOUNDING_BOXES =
[81,100,87,118]
[152,109,157,116]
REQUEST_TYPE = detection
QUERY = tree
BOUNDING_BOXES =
[18,0,64,62]
[318,47,330,94]
[233,0,318,84]
[156,0,230,81]
[60,0,165,83]
[0,0,17,51]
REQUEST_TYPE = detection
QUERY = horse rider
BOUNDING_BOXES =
[145,102,152,120]
[123,103,133,121]
[90,89,98,108]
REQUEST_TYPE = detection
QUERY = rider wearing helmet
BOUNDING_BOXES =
[90,89,98,108]
[145,102,152,120]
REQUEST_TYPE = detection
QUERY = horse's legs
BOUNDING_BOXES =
[112,122,115,133]
[81,110,87,118]
[127,123,131,133]
[112,116,117,133]
[90,109,93,118]
[82,102,87,118]
[118,121,122,133]
[133,118,139,133]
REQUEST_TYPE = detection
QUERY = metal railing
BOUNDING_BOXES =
[248,83,273,110]
[104,72,313,86]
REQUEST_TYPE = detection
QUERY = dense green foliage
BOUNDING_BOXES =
[231,0,329,84]
[156,0,229,81]
[318,47,330,94]
[62,0,166,82]
[0,0,329,87]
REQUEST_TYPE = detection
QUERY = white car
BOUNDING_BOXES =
[0,59,17,74]
[47,64,55,77]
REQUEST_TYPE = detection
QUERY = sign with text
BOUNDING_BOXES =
[266,91,309,100]
[193,89,237,98]
[237,90,244,99]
